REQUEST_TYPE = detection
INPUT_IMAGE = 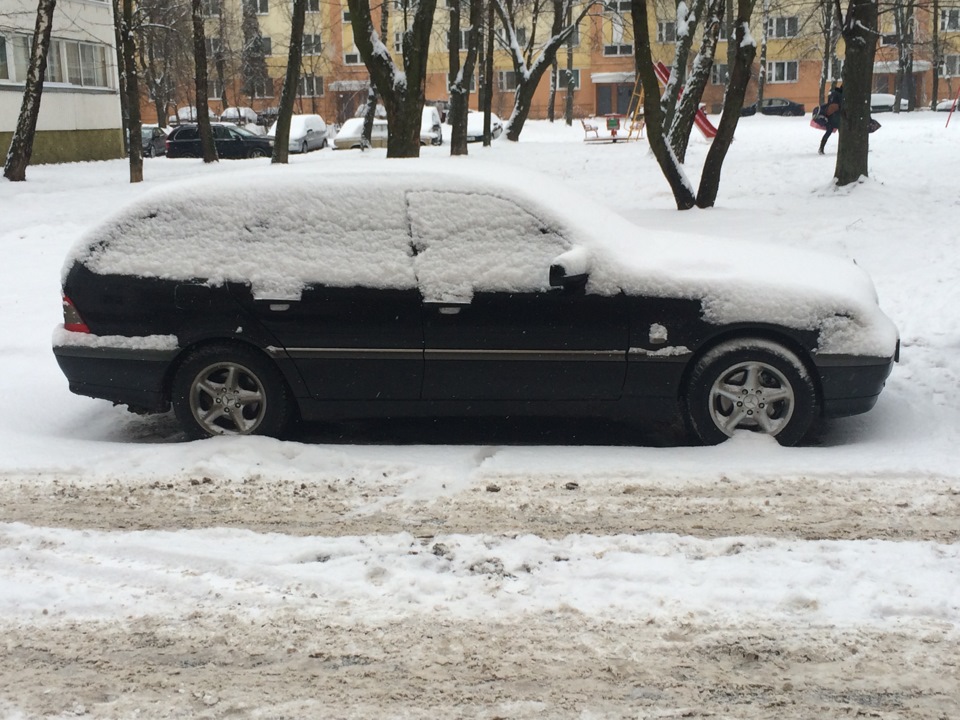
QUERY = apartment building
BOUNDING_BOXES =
[1,0,123,163]
[158,0,960,127]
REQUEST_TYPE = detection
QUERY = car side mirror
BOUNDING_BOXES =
[549,246,591,291]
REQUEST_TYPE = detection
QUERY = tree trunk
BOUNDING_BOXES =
[361,87,377,148]
[122,0,143,182]
[348,0,438,158]
[757,0,768,107]
[273,0,306,164]
[631,0,696,209]
[931,0,940,109]
[4,0,57,182]
[190,0,218,162]
[834,0,878,186]
[697,0,757,207]
[449,0,483,155]
[564,1,574,126]
[482,0,495,145]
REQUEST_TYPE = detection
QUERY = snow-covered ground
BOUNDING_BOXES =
[0,113,958,718]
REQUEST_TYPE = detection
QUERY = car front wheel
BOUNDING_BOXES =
[248,147,267,158]
[171,344,293,440]
[684,338,817,446]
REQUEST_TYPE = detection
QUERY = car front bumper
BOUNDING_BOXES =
[817,352,896,418]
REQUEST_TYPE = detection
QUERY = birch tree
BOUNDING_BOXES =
[4,0,57,182]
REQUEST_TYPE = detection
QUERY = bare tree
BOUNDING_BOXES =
[493,0,594,141]
[273,0,306,163]
[4,0,57,182]
[448,0,483,154]
[347,0,438,157]
[834,0,878,185]
[190,0,218,162]
[138,0,194,125]
[631,0,757,209]
[121,0,144,182]
[891,0,917,111]
[240,0,270,104]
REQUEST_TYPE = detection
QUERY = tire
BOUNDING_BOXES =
[300,141,308,154]
[684,338,817,446]
[171,343,293,440]
[248,147,267,158]
[144,145,155,158]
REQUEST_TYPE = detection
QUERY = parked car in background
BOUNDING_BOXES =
[171,106,217,124]
[870,93,910,112]
[740,98,806,116]
[333,117,388,149]
[420,105,443,145]
[165,123,274,158]
[935,97,957,112]
[141,126,167,157]
[220,106,259,125]
[447,110,504,142]
[52,165,898,445]
[268,114,328,153]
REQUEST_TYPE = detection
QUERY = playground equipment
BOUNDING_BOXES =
[946,86,960,128]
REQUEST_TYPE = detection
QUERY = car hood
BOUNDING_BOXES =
[567,225,898,358]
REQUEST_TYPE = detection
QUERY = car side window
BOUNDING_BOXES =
[213,126,232,140]
[406,191,569,302]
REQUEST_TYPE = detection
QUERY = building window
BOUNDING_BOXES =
[710,63,728,85]
[46,39,64,82]
[766,59,799,83]
[344,51,362,65]
[447,28,471,51]
[497,27,527,46]
[566,24,580,46]
[299,73,323,96]
[828,56,843,81]
[558,68,580,90]
[657,21,676,43]
[302,34,322,54]
[603,44,632,56]
[603,0,630,13]
[942,54,960,77]
[209,78,223,100]
[252,77,273,97]
[307,0,320,10]
[498,70,518,91]
[0,36,8,80]
[342,9,352,23]
[245,0,268,13]
[394,32,403,52]
[259,36,272,55]
[202,0,221,17]
[205,37,222,57]
[941,8,960,31]
[767,16,799,38]
[880,33,898,47]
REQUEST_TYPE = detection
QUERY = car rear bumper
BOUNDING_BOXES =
[53,343,177,413]
[817,353,896,418]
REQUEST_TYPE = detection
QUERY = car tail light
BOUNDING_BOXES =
[62,295,91,333]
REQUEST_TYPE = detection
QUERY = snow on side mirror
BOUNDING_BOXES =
[549,246,591,290]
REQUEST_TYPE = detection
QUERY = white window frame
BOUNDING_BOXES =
[202,0,221,17]
[498,70,518,91]
[446,28,471,51]
[344,50,362,65]
[941,8,960,31]
[0,36,9,81]
[496,27,527,47]
[302,33,322,55]
[710,63,728,85]
[306,0,320,10]
[246,0,268,14]
[298,73,323,97]
[342,9,352,23]
[766,59,799,83]
[603,43,632,56]
[394,32,403,52]
[259,36,272,56]
[657,21,677,43]
[827,57,843,81]
[767,16,799,39]
[603,0,630,13]
[942,54,960,77]
[208,78,223,100]
[205,37,222,57]
[558,68,580,90]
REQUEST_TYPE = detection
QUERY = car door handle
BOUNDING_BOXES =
[269,303,291,312]
[438,306,461,315]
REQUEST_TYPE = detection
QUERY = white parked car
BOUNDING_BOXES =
[870,93,910,112]
[446,110,504,142]
[220,106,259,125]
[333,117,388,149]
[268,114,328,153]
[420,106,443,146]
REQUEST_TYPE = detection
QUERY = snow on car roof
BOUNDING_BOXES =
[65,161,897,356]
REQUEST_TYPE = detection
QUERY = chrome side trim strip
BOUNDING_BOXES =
[267,347,625,362]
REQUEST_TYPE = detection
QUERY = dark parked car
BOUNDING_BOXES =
[53,168,898,445]
[740,98,806,116]
[141,126,167,157]
[165,123,273,158]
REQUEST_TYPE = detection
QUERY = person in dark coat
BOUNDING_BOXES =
[819,85,843,155]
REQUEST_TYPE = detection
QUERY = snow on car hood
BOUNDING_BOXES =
[64,161,898,358]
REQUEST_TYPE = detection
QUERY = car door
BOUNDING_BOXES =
[407,191,628,401]
[213,125,243,158]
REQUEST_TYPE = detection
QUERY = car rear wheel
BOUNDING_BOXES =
[684,338,817,446]
[144,145,155,158]
[248,147,267,158]
[300,141,308,153]
[172,344,293,440]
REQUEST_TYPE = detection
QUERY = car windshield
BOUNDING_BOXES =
[230,125,259,138]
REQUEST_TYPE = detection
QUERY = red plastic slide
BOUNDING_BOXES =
[653,62,718,139]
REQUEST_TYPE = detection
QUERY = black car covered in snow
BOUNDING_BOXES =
[53,164,898,444]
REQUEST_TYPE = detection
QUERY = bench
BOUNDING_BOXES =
[580,119,599,139]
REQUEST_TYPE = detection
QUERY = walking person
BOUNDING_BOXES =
[819,85,843,155]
